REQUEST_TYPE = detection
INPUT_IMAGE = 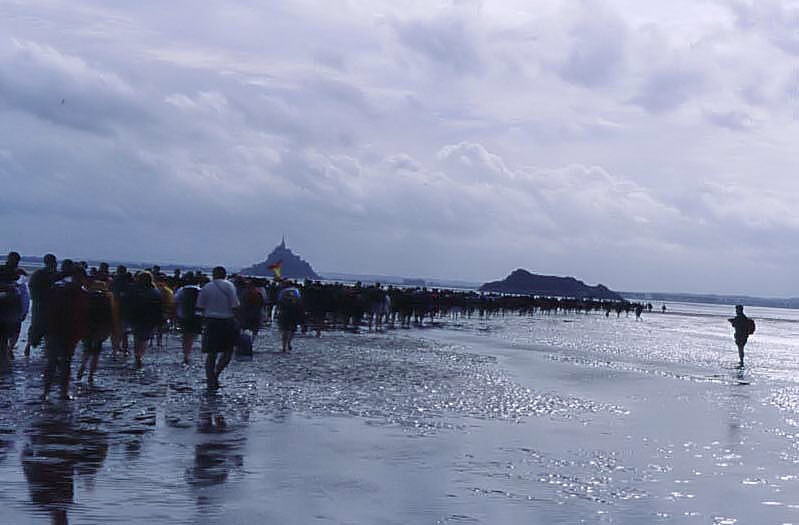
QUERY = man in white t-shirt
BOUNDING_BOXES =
[197,266,239,388]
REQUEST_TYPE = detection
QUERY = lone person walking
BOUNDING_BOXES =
[729,304,755,368]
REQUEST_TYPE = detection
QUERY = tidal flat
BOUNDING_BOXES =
[1,305,798,524]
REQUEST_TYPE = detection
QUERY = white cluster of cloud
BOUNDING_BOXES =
[1,0,799,295]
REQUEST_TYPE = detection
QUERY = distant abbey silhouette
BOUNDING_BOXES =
[240,237,320,279]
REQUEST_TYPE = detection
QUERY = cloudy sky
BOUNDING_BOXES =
[1,0,798,296]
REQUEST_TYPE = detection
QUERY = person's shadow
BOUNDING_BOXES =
[21,405,108,525]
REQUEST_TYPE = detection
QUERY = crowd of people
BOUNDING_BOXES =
[0,251,668,400]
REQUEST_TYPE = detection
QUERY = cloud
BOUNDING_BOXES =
[2,1,799,294]
[392,14,483,75]
[630,67,706,113]
[0,38,146,132]
[558,2,628,87]
[705,109,757,130]
[438,141,511,182]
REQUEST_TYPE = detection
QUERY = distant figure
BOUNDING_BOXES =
[661,304,667,313]
[729,304,755,367]
[634,304,644,321]
[277,282,303,352]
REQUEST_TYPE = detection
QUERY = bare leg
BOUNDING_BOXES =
[23,328,32,357]
[214,351,232,381]
[89,350,100,382]
[182,333,196,364]
[205,351,218,388]
[59,350,74,400]
[42,344,59,399]
[77,346,90,380]
[134,336,146,368]
[8,324,21,357]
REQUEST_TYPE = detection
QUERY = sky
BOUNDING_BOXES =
[1,0,798,296]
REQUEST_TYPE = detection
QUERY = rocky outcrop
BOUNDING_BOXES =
[480,269,622,300]
[240,238,320,280]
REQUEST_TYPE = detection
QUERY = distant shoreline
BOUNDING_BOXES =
[622,291,799,310]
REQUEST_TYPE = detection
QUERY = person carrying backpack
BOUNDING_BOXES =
[43,263,89,400]
[174,278,202,364]
[130,271,163,368]
[238,279,265,342]
[77,279,115,383]
[729,304,756,368]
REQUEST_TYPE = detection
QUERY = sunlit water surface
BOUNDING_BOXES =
[1,303,798,524]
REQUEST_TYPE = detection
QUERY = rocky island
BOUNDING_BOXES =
[480,268,622,301]
[240,238,320,280]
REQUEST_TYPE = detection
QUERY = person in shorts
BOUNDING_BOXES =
[197,266,239,388]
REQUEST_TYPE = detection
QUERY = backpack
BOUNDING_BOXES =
[243,288,264,309]
[0,282,21,327]
[235,331,253,356]
[180,287,200,320]
[746,318,756,335]
[87,289,113,329]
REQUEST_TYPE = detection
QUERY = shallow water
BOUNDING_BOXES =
[1,306,798,524]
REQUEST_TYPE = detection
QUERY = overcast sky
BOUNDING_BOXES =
[1,0,798,295]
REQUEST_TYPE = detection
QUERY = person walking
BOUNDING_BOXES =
[174,276,203,364]
[276,282,303,353]
[43,263,89,400]
[197,266,239,388]
[24,254,58,357]
[129,272,163,369]
[729,304,755,367]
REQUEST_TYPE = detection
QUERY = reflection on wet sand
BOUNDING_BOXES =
[186,393,248,509]
[726,368,752,448]
[21,405,108,525]
[0,430,13,465]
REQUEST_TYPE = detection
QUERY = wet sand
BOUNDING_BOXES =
[0,315,798,524]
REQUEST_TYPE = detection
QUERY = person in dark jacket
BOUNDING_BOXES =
[130,272,163,368]
[24,253,58,357]
[77,279,115,383]
[43,263,89,400]
[729,304,755,367]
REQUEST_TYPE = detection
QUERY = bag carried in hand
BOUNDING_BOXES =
[235,331,253,356]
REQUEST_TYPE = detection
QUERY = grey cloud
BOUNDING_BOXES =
[393,15,483,75]
[705,109,756,130]
[558,4,628,87]
[631,67,705,113]
[383,154,421,172]
[0,39,147,133]
[725,1,799,56]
